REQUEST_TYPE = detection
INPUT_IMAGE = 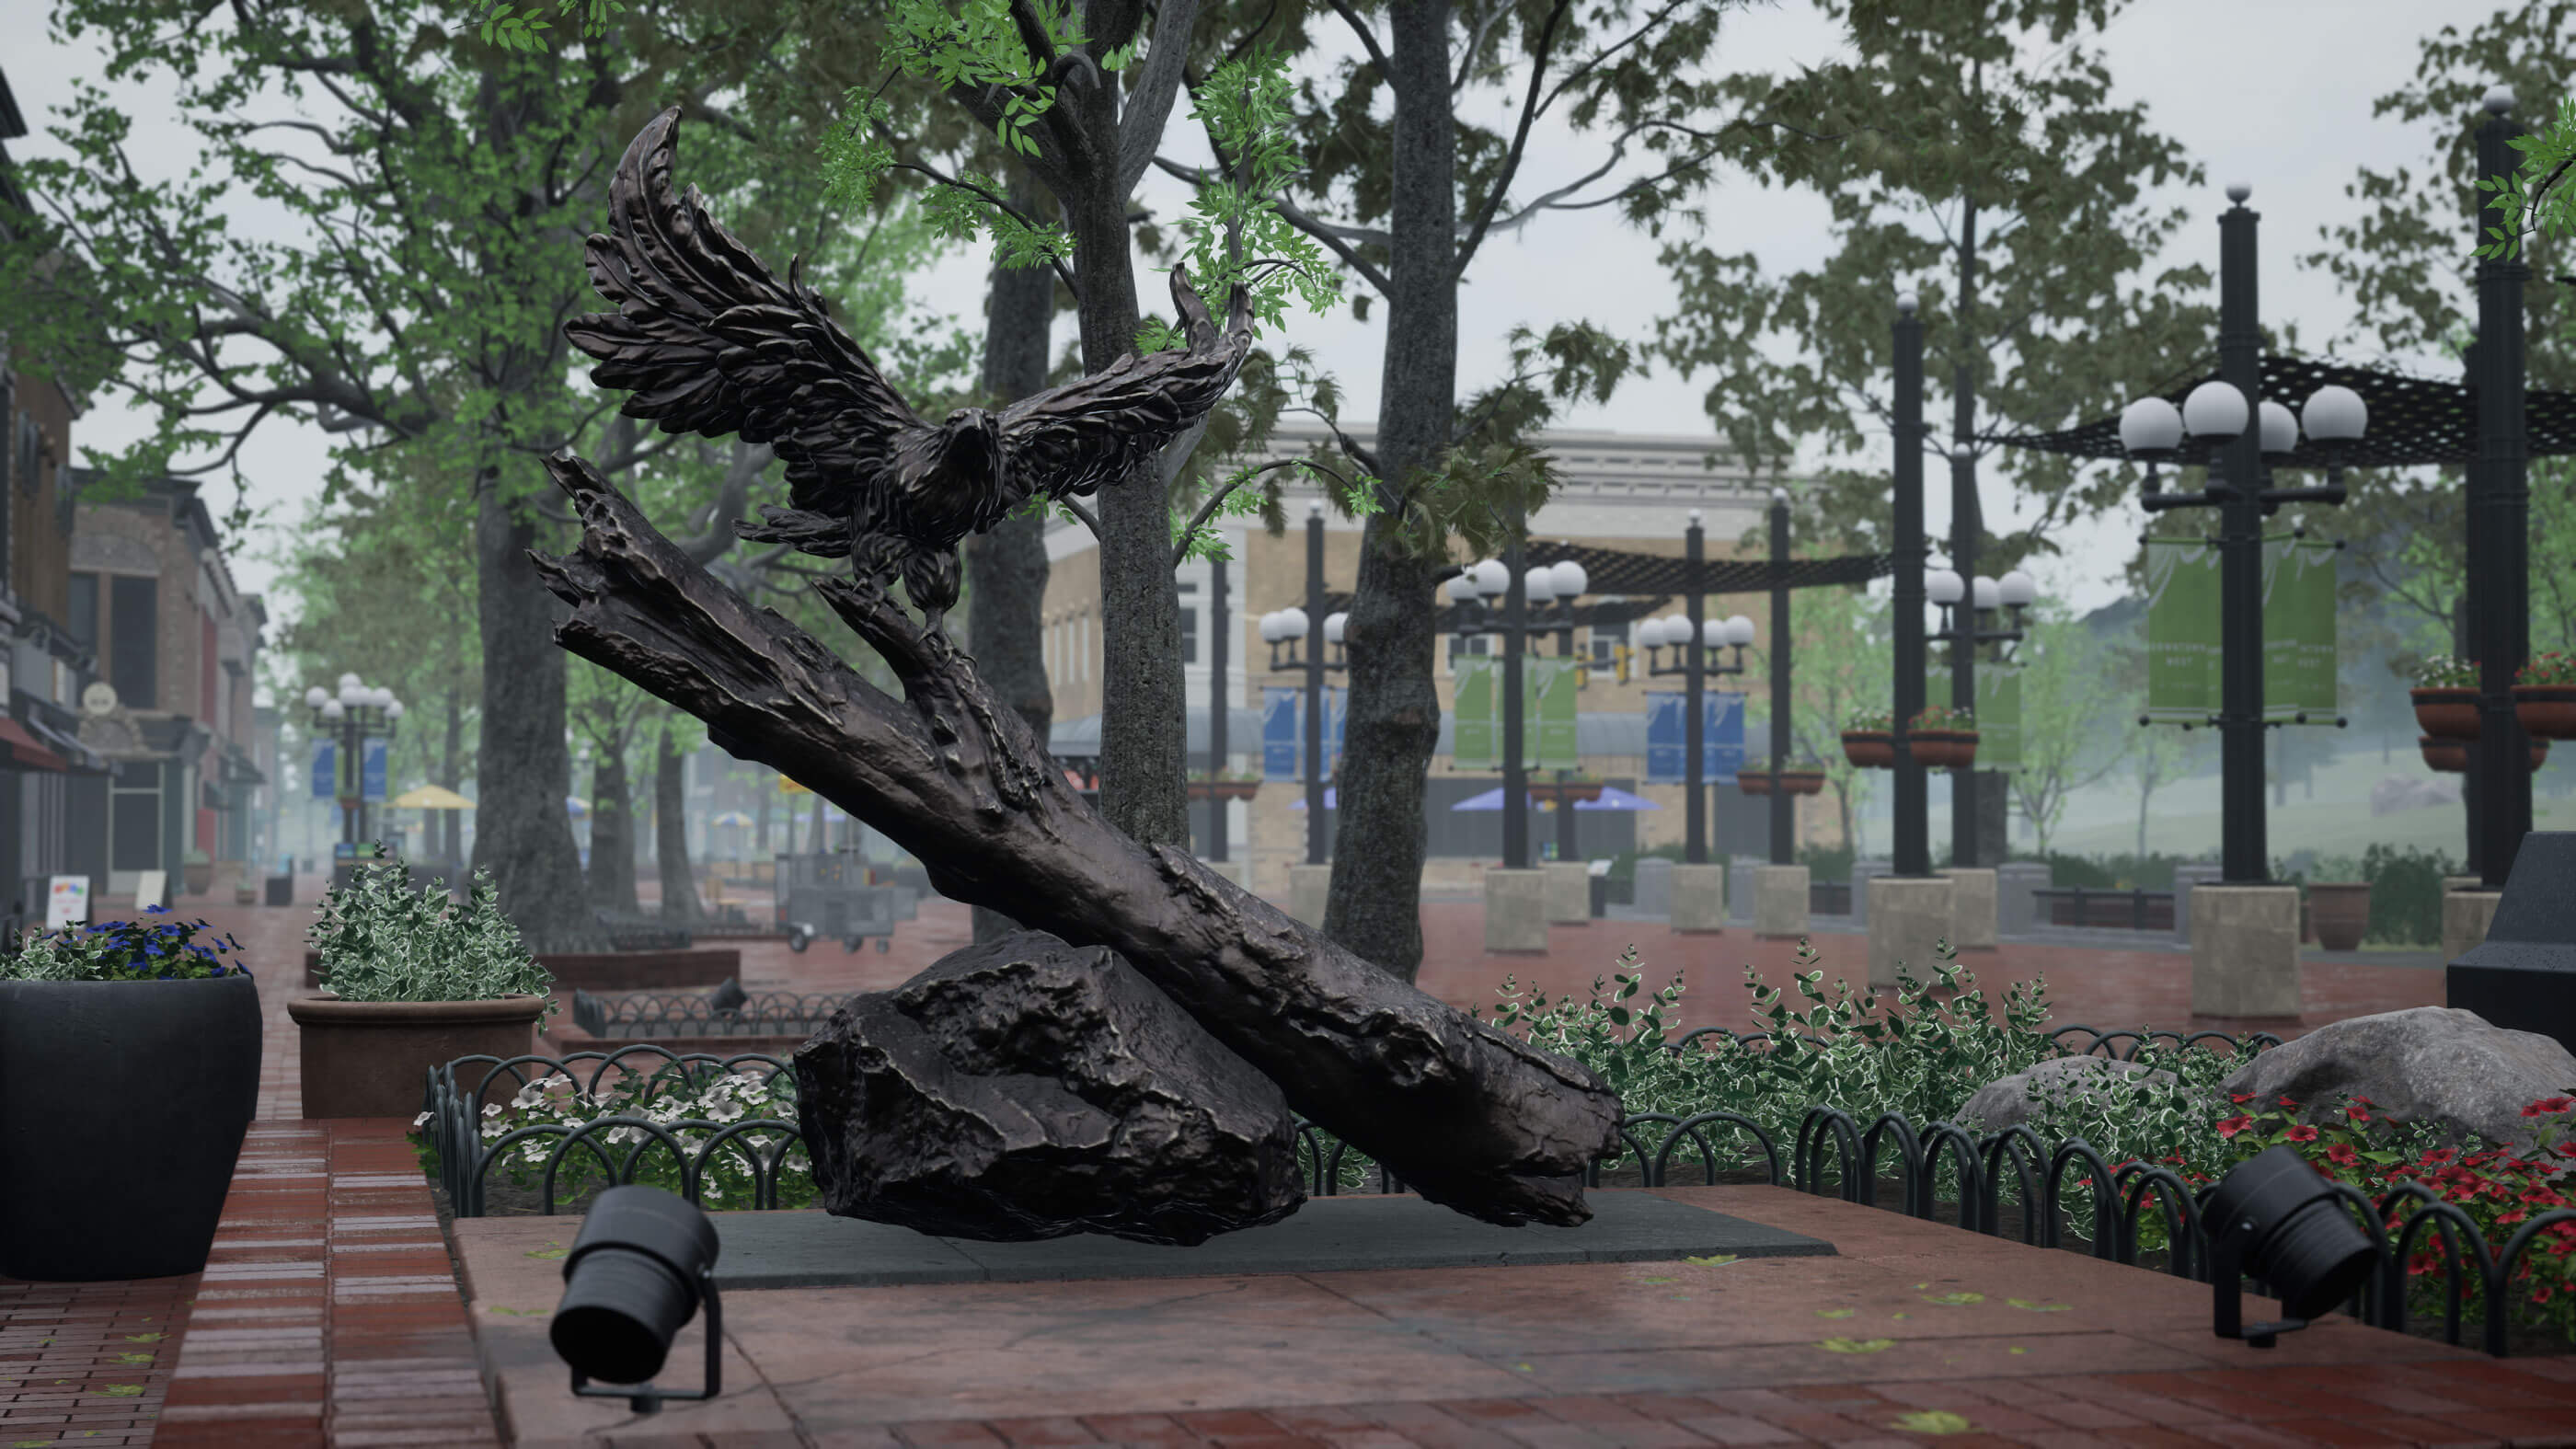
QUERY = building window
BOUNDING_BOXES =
[1180,605,1199,665]
[1589,597,1629,673]
[109,574,157,709]
[67,573,98,647]
[1444,632,1491,673]
[14,413,38,496]
[110,761,163,872]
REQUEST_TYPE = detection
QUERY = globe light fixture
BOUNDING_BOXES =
[338,672,362,694]
[1638,616,1673,650]
[338,681,366,708]
[1445,572,1480,604]
[2203,1144,2379,1349]
[1971,575,2000,611]
[1469,558,1509,598]
[385,700,406,722]
[2299,384,2368,496]
[2118,397,2184,462]
[1723,615,1756,647]
[304,685,328,709]
[1546,560,1588,600]
[2258,399,2299,458]
[1924,569,1965,606]
[552,1185,724,1411]
[1997,569,2037,608]
[2182,380,2250,440]
[320,699,346,721]
[1257,612,1286,644]
[1323,611,1349,645]
[1522,567,1558,605]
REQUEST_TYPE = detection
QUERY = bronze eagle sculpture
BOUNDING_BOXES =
[564,108,1256,634]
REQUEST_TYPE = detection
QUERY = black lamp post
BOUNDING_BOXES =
[1259,500,1346,868]
[1445,554,1617,867]
[303,673,403,849]
[1766,488,1796,866]
[2119,182,2365,885]
[1926,559,2033,862]
[2470,85,2533,889]
[1639,517,1754,865]
[1892,293,1932,879]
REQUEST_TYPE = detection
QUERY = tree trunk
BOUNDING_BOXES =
[1321,0,1459,983]
[531,453,1621,1226]
[655,729,701,922]
[472,473,603,950]
[1058,106,1186,856]
[587,747,638,914]
[969,179,1059,946]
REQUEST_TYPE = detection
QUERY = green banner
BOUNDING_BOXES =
[1453,655,1496,767]
[2262,536,2339,721]
[1533,657,1579,770]
[2145,537,2222,723]
[1928,665,2021,770]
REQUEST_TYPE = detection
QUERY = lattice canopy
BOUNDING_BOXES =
[1990,351,2576,468]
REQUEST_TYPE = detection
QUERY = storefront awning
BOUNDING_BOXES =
[0,716,68,772]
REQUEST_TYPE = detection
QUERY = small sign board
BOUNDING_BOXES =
[43,875,88,929]
[132,869,169,911]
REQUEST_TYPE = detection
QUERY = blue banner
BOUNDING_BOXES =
[312,743,336,799]
[1262,687,1300,780]
[1643,693,1745,782]
[362,738,388,802]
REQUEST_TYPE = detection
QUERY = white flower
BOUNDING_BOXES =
[705,1098,744,1123]
[482,1102,505,1119]
[411,1111,433,1129]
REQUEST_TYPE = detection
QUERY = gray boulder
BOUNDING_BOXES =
[1956,1055,2208,1134]
[794,930,1305,1246]
[2218,1006,2576,1159]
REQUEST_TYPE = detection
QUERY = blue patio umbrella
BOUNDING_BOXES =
[1573,786,1660,811]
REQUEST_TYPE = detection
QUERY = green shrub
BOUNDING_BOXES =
[1798,843,1856,882]
[309,857,554,1009]
[2363,843,2456,947]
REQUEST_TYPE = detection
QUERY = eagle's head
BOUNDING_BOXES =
[936,407,1003,483]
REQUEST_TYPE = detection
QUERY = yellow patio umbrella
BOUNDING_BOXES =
[390,785,474,861]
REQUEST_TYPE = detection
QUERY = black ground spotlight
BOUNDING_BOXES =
[2203,1144,2378,1348]
[551,1184,724,1412]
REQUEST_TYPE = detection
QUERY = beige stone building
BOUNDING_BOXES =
[1040,422,1841,894]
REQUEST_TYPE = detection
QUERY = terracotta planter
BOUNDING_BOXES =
[1187,779,1260,802]
[1736,771,1773,796]
[2412,686,2480,741]
[183,861,213,896]
[2515,685,2576,742]
[288,993,549,1120]
[2421,736,2547,773]
[1911,730,1980,770]
[2307,881,2372,952]
[1779,769,1826,797]
[1841,730,1893,769]
[0,974,261,1280]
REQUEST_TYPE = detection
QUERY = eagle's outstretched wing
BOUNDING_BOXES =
[996,264,1256,502]
[563,107,926,515]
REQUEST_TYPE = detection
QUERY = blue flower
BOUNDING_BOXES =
[144,903,169,914]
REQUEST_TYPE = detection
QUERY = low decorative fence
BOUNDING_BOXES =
[412,1020,2573,1358]
[569,989,843,1041]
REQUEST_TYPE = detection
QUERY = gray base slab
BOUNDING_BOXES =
[712,1190,1834,1290]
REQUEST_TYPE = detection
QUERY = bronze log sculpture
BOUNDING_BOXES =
[529,451,1622,1225]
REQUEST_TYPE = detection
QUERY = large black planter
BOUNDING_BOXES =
[0,973,262,1280]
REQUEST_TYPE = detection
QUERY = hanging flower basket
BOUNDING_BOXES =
[2421,736,2548,774]
[1737,770,1773,796]
[2515,687,2576,742]
[1188,778,1260,802]
[2412,687,2481,741]
[1911,730,1981,770]
[1778,767,1827,797]
[1840,730,1893,770]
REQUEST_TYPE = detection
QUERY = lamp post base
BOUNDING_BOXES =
[1669,864,1727,933]
[1288,865,1333,930]
[2190,886,2303,1018]
[1868,877,1954,990]
[1938,868,1998,950]
[1543,862,1593,925]
[1483,868,1548,952]
[1754,865,1810,938]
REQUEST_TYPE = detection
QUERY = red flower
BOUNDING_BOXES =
[2325,1143,2362,1167]
[2349,1096,2374,1107]
[2228,1093,2254,1105]
[2421,1148,2458,1166]
[2216,1115,2253,1140]
[2276,1097,2300,1109]
[2283,1124,2320,1144]
[2524,1097,2575,1117]
[2344,1105,2373,1124]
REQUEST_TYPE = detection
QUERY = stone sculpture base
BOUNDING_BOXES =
[2190,886,2301,1018]
[1669,865,1727,933]
[1867,876,1953,989]
[1484,868,1547,951]
[701,1191,1835,1290]
[794,931,1305,1246]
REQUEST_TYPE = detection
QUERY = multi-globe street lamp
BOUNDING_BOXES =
[304,673,404,848]
[1258,500,1346,868]
[1445,555,1601,866]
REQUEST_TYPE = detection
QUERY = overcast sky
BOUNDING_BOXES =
[0,0,2518,661]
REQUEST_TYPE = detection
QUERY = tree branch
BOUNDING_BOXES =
[1114,0,1203,198]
